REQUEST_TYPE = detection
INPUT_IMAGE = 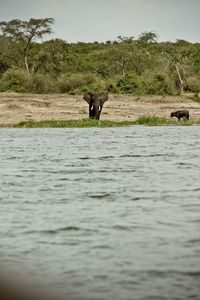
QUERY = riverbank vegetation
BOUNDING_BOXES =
[0,18,200,98]
[10,117,199,128]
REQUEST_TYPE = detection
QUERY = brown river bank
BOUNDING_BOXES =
[0,92,200,126]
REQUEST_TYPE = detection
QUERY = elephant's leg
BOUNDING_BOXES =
[89,102,95,118]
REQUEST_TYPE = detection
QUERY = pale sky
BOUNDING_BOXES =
[0,0,199,43]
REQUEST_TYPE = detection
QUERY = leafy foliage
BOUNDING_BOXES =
[0,20,199,96]
[0,18,54,73]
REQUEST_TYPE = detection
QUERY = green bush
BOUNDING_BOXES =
[142,71,177,95]
[71,81,106,94]
[116,73,142,94]
[0,80,10,92]
[27,73,59,93]
[187,77,200,97]
[1,70,61,93]
[106,78,121,93]
[57,73,99,93]
[2,69,29,92]
[104,72,177,95]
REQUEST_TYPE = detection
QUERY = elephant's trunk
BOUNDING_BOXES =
[93,103,102,120]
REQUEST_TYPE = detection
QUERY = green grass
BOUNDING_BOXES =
[12,116,198,128]
[190,95,200,104]
[14,118,136,128]
[133,116,173,126]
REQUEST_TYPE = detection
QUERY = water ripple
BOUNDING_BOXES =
[0,126,200,300]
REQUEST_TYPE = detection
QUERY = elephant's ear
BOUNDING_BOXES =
[83,92,91,104]
[100,92,109,103]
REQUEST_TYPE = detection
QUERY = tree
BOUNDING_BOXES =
[93,44,134,77]
[137,31,158,45]
[0,18,54,74]
[0,36,23,69]
[164,48,187,95]
[32,39,62,75]
[117,35,135,44]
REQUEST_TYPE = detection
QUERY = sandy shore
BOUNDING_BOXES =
[0,92,200,126]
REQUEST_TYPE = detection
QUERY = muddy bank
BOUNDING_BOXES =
[0,93,199,126]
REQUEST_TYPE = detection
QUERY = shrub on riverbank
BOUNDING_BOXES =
[11,117,195,128]
[0,23,199,97]
[0,70,180,96]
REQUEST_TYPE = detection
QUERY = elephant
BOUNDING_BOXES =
[83,91,109,120]
[170,110,189,121]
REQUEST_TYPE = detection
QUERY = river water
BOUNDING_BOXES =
[0,127,200,300]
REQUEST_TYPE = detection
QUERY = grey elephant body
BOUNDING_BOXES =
[170,110,189,121]
[83,92,108,120]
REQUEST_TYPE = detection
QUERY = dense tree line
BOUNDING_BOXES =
[0,18,199,96]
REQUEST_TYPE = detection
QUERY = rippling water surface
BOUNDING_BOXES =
[0,127,200,300]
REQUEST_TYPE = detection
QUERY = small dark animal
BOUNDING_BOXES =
[170,110,189,121]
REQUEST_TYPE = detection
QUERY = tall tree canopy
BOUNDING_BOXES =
[0,18,54,73]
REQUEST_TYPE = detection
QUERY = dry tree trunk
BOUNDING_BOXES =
[175,63,184,95]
